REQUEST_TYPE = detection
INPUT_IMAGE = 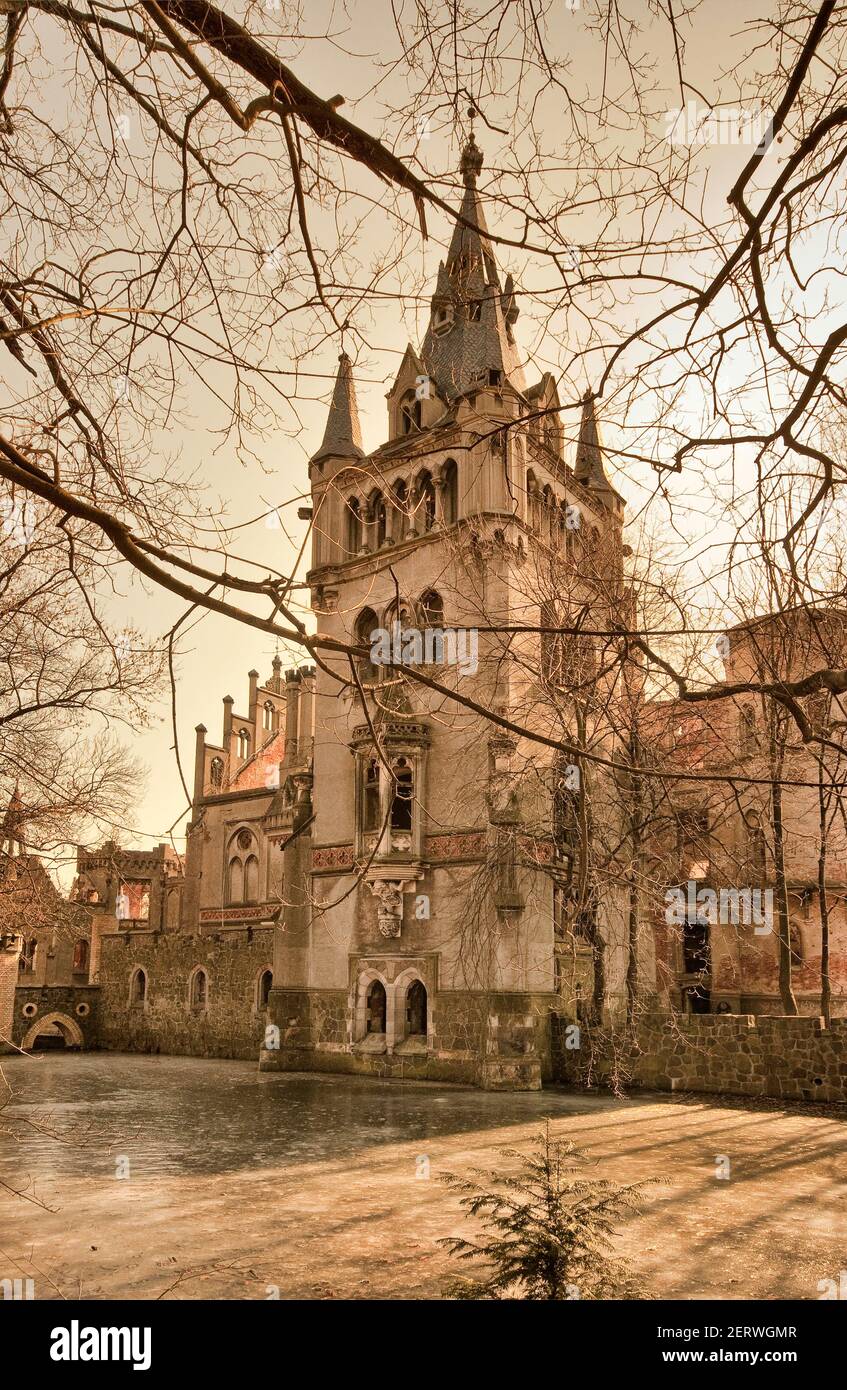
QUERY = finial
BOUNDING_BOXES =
[460,109,483,187]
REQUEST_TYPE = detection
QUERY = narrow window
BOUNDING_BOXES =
[130,967,147,1007]
[682,914,710,976]
[210,756,224,788]
[362,756,381,831]
[390,757,414,831]
[245,855,260,903]
[406,980,427,1037]
[258,969,273,1010]
[442,460,458,526]
[416,471,436,531]
[72,939,89,974]
[371,490,387,547]
[525,469,538,528]
[468,300,482,322]
[190,968,208,1011]
[238,728,251,760]
[355,606,380,683]
[345,496,362,555]
[228,856,244,904]
[745,812,766,878]
[263,700,275,732]
[366,979,387,1033]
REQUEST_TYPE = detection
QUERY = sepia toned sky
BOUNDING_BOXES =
[57,0,802,859]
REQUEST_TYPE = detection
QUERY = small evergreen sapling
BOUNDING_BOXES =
[439,1121,655,1299]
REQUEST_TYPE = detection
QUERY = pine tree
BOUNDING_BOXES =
[439,1121,655,1299]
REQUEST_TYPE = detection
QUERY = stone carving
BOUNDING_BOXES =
[312,844,355,871]
[426,831,487,861]
[369,879,413,937]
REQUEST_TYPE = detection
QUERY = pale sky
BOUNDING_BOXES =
[21,0,809,866]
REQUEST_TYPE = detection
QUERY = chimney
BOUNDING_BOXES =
[248,669,259,731]
[193,724,207,803]
[284,669,301,763]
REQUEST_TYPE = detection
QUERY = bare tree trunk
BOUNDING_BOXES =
[818,767,832,1027]
[771,777,798,1015]
[626,879,639,1030]
[625,735,643,1031]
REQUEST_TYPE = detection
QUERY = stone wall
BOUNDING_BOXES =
[97,927,274,1059]
[13,984,100,1048]
[553,1012,847,1105]
[0,933,21,1052]
[261,984,547,1089]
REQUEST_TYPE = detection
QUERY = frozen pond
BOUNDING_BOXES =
[1,1052,593,1179]
[2,1054,845,1300]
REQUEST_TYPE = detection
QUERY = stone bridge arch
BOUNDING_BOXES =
[22,1011,84,1051]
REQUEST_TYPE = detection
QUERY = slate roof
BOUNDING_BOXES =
[311,353,365,464]
[420,135,527,403]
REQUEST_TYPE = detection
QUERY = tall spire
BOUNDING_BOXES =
[311,353,364,465]
[420,130,526,403]
[573,394,613,494]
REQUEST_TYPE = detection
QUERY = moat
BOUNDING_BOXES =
[2,1054,846,1300]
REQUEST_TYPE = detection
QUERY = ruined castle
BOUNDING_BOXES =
[4,139,847,1093]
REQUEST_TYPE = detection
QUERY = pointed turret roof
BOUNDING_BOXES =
[420,134,526,403]
[1,783,24,855]
[311,353,365,465]
[573,394,614,493]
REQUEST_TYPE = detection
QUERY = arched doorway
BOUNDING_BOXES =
[22,1012,84,1052]
[366,980,387,1034]
[406,979,427,1036]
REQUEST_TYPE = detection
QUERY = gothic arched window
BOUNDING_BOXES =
[355,607,381,683]
[228,856,244,904]
[370,490,387,548]
[257,968,273,1010]
[189,967,208,1012]
[263,700,275,732]
[392,478,408,540]
[238,728,251,760]
[345,496,363,555]
[228,829,254,905]
[442,460,458,526]
[366,979,387,1033]
[406,979,427,1037]
[541,485,555,543]
[745,811,766,879]
[416,471,436,532]
[130,966,147,1007]
[399,390,422,434]
[740,706,757,753]
[244,854,260,903]
[420,589,443,628]
[210,756,224,788]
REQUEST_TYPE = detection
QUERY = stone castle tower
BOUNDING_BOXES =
[261,135,627,1088]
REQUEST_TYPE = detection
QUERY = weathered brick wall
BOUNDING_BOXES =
[97,927,274,1059]
[553,1012,847,1105]
[0,936,21,1052]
